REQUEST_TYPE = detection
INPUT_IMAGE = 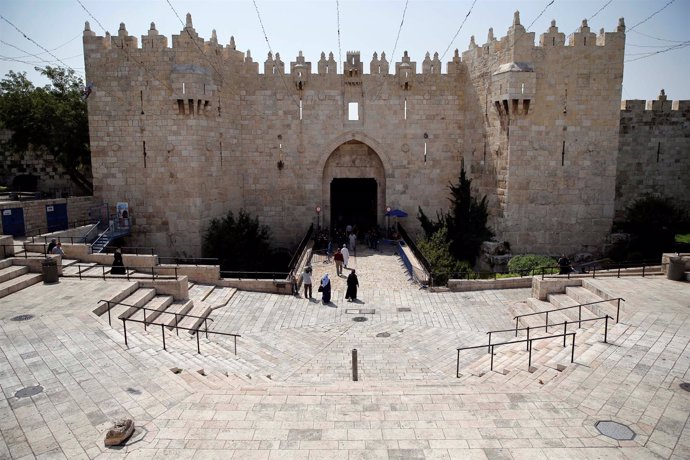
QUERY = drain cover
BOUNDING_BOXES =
[680,383,690,392]
[15,385,44,398]
[376,332,391,338]
[353,317,368,322]
[11,314,34,322]
[397,308,411,312]
[595,420,635,440]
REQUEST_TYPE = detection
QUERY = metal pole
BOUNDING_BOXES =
[642,265,646,277]
[571,334,575,363]
[123,319,128,347]
[352,349,358,381]
[107,301,111,326]
[526,326,530,351]
[456,350,460,378]
[617,299,620,323]
[515,318,519,337]
[196,332,200,354]
[578,307,582,328]
[143,308,147,331]
[528,340,532,368]
[604,315,609,344]
[490,345,494,371]
[204,319,208,339]
[563,321,567,347]
[175,314,179,336]
[161,324,166,350]
[234,336,237,355]
[487,332,492,354]
[545,312,549,332]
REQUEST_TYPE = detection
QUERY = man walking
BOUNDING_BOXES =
[334,248,344,276]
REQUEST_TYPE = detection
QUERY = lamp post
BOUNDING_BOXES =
[386,206,391,239]
[315,206,321,231]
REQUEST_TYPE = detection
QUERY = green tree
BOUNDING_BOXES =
[202,209,275,272]
[417,225,471,286]
[417,167,494,265]
[0,67,91,185]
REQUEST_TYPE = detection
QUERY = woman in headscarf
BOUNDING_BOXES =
[319,273,331,304]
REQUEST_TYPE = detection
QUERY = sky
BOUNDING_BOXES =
[1,0,689,101]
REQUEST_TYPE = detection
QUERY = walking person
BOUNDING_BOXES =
[302,265,313,299]
[349,231,356,252]
[318,274,331,304]
[341,244,350,269]
[111,248,126,275]
[345,269,359,302]
[326,240,333,263]
[334,248,344,276]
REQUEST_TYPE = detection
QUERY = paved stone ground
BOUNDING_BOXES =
[0,249,688,459]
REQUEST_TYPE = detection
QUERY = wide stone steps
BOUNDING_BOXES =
[0,272,43,300]
[565,286,621,319]
[203,286,237,308]
[0,264,28,284]
[188,283,215,303]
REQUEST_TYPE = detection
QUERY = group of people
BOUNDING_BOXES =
[300,248,360,304]
[46,239,64,256]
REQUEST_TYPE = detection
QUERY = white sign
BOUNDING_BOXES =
[46,206,54,212]
[2,210,11,216]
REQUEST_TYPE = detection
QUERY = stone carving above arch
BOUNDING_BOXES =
[318,131,392,177]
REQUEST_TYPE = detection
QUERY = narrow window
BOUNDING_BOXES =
[404,98,407,120]
[272,66,276,75]
[326,64,329,74]
[299,99,303,120]
[182,82,185,95]
[552,37,555,46]
[584,37,587,46]
[348,102,359,121]
[177,99,185,115]
[188,99,194,115]
[521,83,525,95]
[424,142,427,163]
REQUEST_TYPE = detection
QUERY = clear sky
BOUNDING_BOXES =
[1,0,689,101]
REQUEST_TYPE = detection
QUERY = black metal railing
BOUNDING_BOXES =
[513,298,624,331]
[103,247,156,256]
[220,270,290,280]
[397,223,433,274]
[98,300,240,355]
[0,244,40,258]
[456,332,577,376]
[63,264,179,280]
[26,218,97,242]
[158,256,219,265]
[539,261,662,279]
[287,223,314,273]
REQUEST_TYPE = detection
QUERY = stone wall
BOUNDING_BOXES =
[83,11,627,258]
[617,92,690,217]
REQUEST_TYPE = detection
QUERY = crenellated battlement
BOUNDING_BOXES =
[621,90,690,112]
[84,10,625,78]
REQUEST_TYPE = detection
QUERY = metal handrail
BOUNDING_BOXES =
[120,317,240,355]
[103,247,156,256]
[98,299,213,329]
[287,223,314,272]
[513,298,624,327]
[27,218,97,240]
[220,270,290,280]
[539,261,662,279]
[456,332,577,376]
[488,315,613,354]
[158,256,219,265]
[63,264,179,281]
[397,223,433,274]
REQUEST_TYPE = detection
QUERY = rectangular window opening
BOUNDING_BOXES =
[348,102,359,121]
[177,99,185,115]
[188,99,194,116]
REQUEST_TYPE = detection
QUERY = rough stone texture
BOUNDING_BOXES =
[82,13,683,258]
[617,92,690,217]
[103,419,134,446]
[0,196,99,235]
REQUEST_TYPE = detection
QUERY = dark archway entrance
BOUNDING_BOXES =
[330,178,377,232]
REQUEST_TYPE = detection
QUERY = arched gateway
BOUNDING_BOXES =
[321,140,387,232]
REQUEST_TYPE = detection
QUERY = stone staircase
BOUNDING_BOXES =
[0,259,43,300]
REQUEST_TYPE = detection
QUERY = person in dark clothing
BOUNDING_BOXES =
[46,239,57,255]
[111,248,126,275]
[557,254,573,275]
[319,274,331,304]
[345,269,359,302]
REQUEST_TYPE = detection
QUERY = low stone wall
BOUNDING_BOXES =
[217,277,292,295]
[661,253,690,274]
[159,264,220,284]
[11,254,63,275]
[23,242,158,268]
[33,224,98,244]
[448,276,533,292]
[139,276,189,300]
[531,277,583,300]
[0,196,98,236]
[0,235,14,257]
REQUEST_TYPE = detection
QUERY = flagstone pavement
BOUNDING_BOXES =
[0,246,689,459]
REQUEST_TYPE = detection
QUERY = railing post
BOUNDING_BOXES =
[78,265,82,280]
[456,350,460,378]
[642,265,646,277]
[563,321,568,347]
[175,314,179,336]
[161,324,166,350]
[604,315,609,344]
[487,332,492,354]
[106,301,111,326]
[545,312,549,333]
[571,333,575,363]
[526,326,530,351]
[515,318,519,337]
[196,331,200,354]
[490,345,494,371]
[578,306,582,329]
[102,265,106,280]
[617,266,621,278]
[234,336,237,355]
[352,349,358,381]
[123,319,128,347]
[204,319,209,339]
[143,308,147,331]
[528,339,532,368]
[617,299,621,323]
[593,266,596,278]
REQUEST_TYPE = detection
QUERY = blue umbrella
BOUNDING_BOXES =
[385,209,408,217]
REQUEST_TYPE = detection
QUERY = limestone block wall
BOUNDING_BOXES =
[617,95,690,217]
[83,12,628,258]
[0,196,98,236]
